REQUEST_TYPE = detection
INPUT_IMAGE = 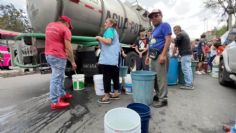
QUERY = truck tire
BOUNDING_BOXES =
[219,59,233,86]
[125,51,138,72]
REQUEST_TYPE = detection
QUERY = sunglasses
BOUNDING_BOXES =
[150,13,161,19]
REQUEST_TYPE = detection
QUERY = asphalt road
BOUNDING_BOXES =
[0,73,235,133]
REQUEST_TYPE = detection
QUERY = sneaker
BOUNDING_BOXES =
[152,100,168,108]
[50,101,70,110]
[195,71,202,75]
[60,92,73,101]
[201,71,206,74]
[180,85,194,90]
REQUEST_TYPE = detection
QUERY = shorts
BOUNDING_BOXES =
[198,54,205,62]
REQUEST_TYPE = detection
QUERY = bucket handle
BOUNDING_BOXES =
[74,70,78,75]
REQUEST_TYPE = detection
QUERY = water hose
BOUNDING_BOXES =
[13,33,131,68]
[13,57,40,68]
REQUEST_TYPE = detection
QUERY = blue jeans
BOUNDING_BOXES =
[180,55,193,86]
[46,55,67,103]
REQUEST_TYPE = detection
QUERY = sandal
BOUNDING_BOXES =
[97,97,111,104]
[109,94,120,100]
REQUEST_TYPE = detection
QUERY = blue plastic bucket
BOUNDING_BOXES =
[125,83,132,94]
[119,66,128,77]
[167,57,178,85]
[131,71,156,105]
[127,103,151,133]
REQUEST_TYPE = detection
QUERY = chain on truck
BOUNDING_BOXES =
[13,0,151,78]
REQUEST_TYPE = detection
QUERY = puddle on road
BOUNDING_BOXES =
[0,91,90,133]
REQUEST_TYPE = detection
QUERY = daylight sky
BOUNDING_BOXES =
[1,0,227,39]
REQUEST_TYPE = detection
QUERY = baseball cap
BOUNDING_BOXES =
[60,16,73,29]
[148,9,162,18]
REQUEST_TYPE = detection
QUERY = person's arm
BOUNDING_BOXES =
[141,39,149,54]
[65,39,77,70]
[96,28,114,45]
[134,44,140,54]
[159,35,171,64]
[141,44,149,54]
[121,48,127,58]
[96,36,112,45]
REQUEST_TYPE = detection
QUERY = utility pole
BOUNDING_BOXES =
[228,0,233,29]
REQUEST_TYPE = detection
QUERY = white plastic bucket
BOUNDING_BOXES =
[104,107,141,133]
[93,74,104,96]
[72,74,85,91]
[212,65,219,78]
[125,74,132,84]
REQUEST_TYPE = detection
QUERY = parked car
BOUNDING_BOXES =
[219,28,236,86]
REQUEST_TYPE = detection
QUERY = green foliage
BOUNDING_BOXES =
[215,25,227,37]
[0,3,31,32]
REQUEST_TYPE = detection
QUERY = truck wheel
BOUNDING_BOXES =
[219,59,233,86]
[125,51,138,72]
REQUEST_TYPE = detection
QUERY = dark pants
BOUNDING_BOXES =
[136,55,149,70]
[208,55,216,70]
[100,64,119,93]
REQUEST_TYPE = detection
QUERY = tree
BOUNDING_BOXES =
[204,0,236,29]
[0,3,31,32]
[215,25,227,37]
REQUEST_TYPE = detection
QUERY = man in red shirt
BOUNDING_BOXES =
[45,16,77,110]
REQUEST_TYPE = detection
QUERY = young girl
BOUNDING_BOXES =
[96,18,121,104]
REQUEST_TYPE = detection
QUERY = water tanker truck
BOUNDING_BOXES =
[14,0,151,77]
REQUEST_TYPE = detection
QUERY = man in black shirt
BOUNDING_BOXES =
[173,25,194,90]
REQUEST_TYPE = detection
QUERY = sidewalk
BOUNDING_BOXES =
[0,67,35,78]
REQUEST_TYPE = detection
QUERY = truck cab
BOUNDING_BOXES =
[219,28,236,86]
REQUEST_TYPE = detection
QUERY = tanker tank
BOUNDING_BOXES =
[26,0,150,44]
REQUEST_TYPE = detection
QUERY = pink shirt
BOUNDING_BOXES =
[45,22,71,59]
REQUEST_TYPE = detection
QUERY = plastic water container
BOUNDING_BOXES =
[125,83,132,94]
[93,74,104,96]
[125,74,132,84]
[119,66,128,77]
[167,57,178,85]
[104,107,141,133]
[131,71,156,105]
[212,65,219,78]
[125,74,132,94]
[127,103,151,133]
[72,74,85,91]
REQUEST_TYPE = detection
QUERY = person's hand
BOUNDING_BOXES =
[145,57,149,65]
[131,44,136,48]
[96,36,101,41]
[71,62,77,71]
[158,54,166,64]
[122,52,127,58]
